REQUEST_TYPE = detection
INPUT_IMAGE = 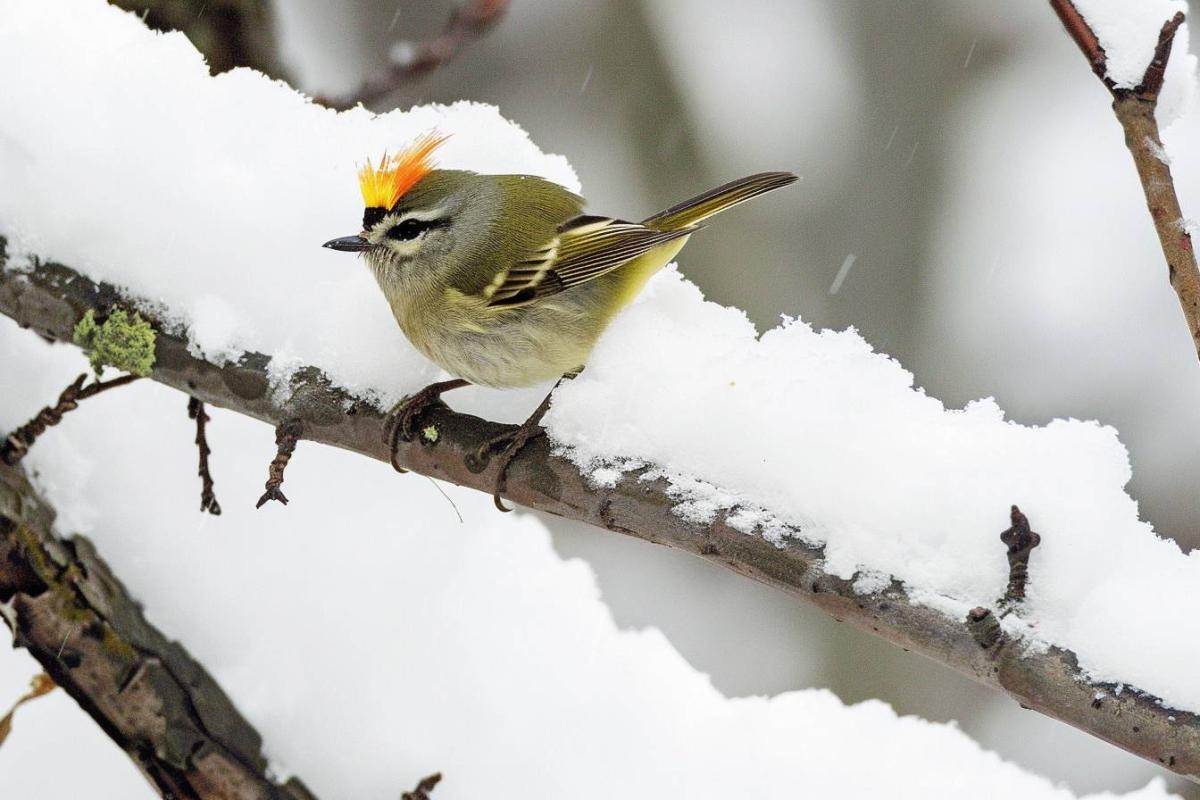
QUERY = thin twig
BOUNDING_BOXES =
[1,373,140,466]
[187,397,221,515]
[1048,2,1200,363]
[256,419,303,508]
[1137,12,1186,100]
[317,0,510,109]
[1048,0,1112,87]
[401,773,442,800]
[999,505,1041,609]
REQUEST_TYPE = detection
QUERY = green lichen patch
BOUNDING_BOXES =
[421,425,439,444]
[72,308,156,377]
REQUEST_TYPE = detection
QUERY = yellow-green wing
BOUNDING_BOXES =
[484,216,697,308]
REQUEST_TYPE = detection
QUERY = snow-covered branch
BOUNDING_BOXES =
[1049,0,1200,363]
[0,454,317,799]
[3,251,1198,783]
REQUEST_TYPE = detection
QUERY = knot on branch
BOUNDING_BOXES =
[966,607,1004,650]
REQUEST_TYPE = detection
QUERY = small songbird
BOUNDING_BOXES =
[324,132,796,509]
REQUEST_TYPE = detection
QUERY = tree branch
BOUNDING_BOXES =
[1,372,140,466]
[2,251,1198,782]
[316,0,510,110]
[188,397,222,515]
[0,455,318,799]
[1049,2,1200,363]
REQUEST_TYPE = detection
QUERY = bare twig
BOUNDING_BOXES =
[4,257,1200,782]
[966,507,1043,652]
[1048,0,1113,87]
[1,372,140,466]
[401,773,442,800]
[1049,2,1200,363]
[257,419,302,508]
[999,505,1041,609]
[317,0,510,109]
[188,397,222,515]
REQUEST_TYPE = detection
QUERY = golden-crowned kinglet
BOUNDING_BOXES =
[324,132,796,509]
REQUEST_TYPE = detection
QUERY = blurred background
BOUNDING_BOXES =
[10,0,1200,796]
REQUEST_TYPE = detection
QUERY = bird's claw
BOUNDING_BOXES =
[384,391,442,473]
[383,379,472,474]
[468,425,546,513]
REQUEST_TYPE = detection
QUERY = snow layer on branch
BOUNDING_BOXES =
[0,320,1176,800]
[0,0,576,405]
[1071,0,1197,122]
[0,0,1198,756]
[547,269,1200,714]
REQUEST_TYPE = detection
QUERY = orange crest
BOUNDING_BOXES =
[358,131,449,210]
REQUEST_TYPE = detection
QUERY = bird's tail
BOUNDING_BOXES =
[641,171,798,232]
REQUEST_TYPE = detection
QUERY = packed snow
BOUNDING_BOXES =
[0,1,1198,795]
[1071,0,1196,121]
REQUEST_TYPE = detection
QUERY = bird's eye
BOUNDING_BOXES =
[387,218,438,241]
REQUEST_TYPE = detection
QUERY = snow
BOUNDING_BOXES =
[0,315,1178,800]
[0,0,1196,794]
[0,0,577,406]
[547,268,1200,713]
[1071,0,1196,122]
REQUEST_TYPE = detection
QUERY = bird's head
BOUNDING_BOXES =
[323,132,478,285]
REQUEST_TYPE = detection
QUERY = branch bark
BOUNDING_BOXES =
[2,249,1198,782]
[0,454,317,799]
[1049,2,1200,362]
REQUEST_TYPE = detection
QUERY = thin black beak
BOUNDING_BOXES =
[322,235,370,252]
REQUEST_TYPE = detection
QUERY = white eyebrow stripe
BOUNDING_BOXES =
[395,205,451,223]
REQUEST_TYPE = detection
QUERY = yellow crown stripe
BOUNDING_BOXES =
[358,131,449,210]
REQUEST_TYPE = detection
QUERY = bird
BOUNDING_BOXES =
[323,132,797,510]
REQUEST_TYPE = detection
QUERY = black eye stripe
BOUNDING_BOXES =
[386,217,448,241]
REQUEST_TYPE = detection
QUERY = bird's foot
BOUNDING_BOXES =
[384,378,470,473]
[469,419,547,513]
[466,386,558,512]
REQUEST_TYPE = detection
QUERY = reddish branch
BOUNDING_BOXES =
[1,373,140,466]
[1048,2,1200,363]
[318,0,510,109]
